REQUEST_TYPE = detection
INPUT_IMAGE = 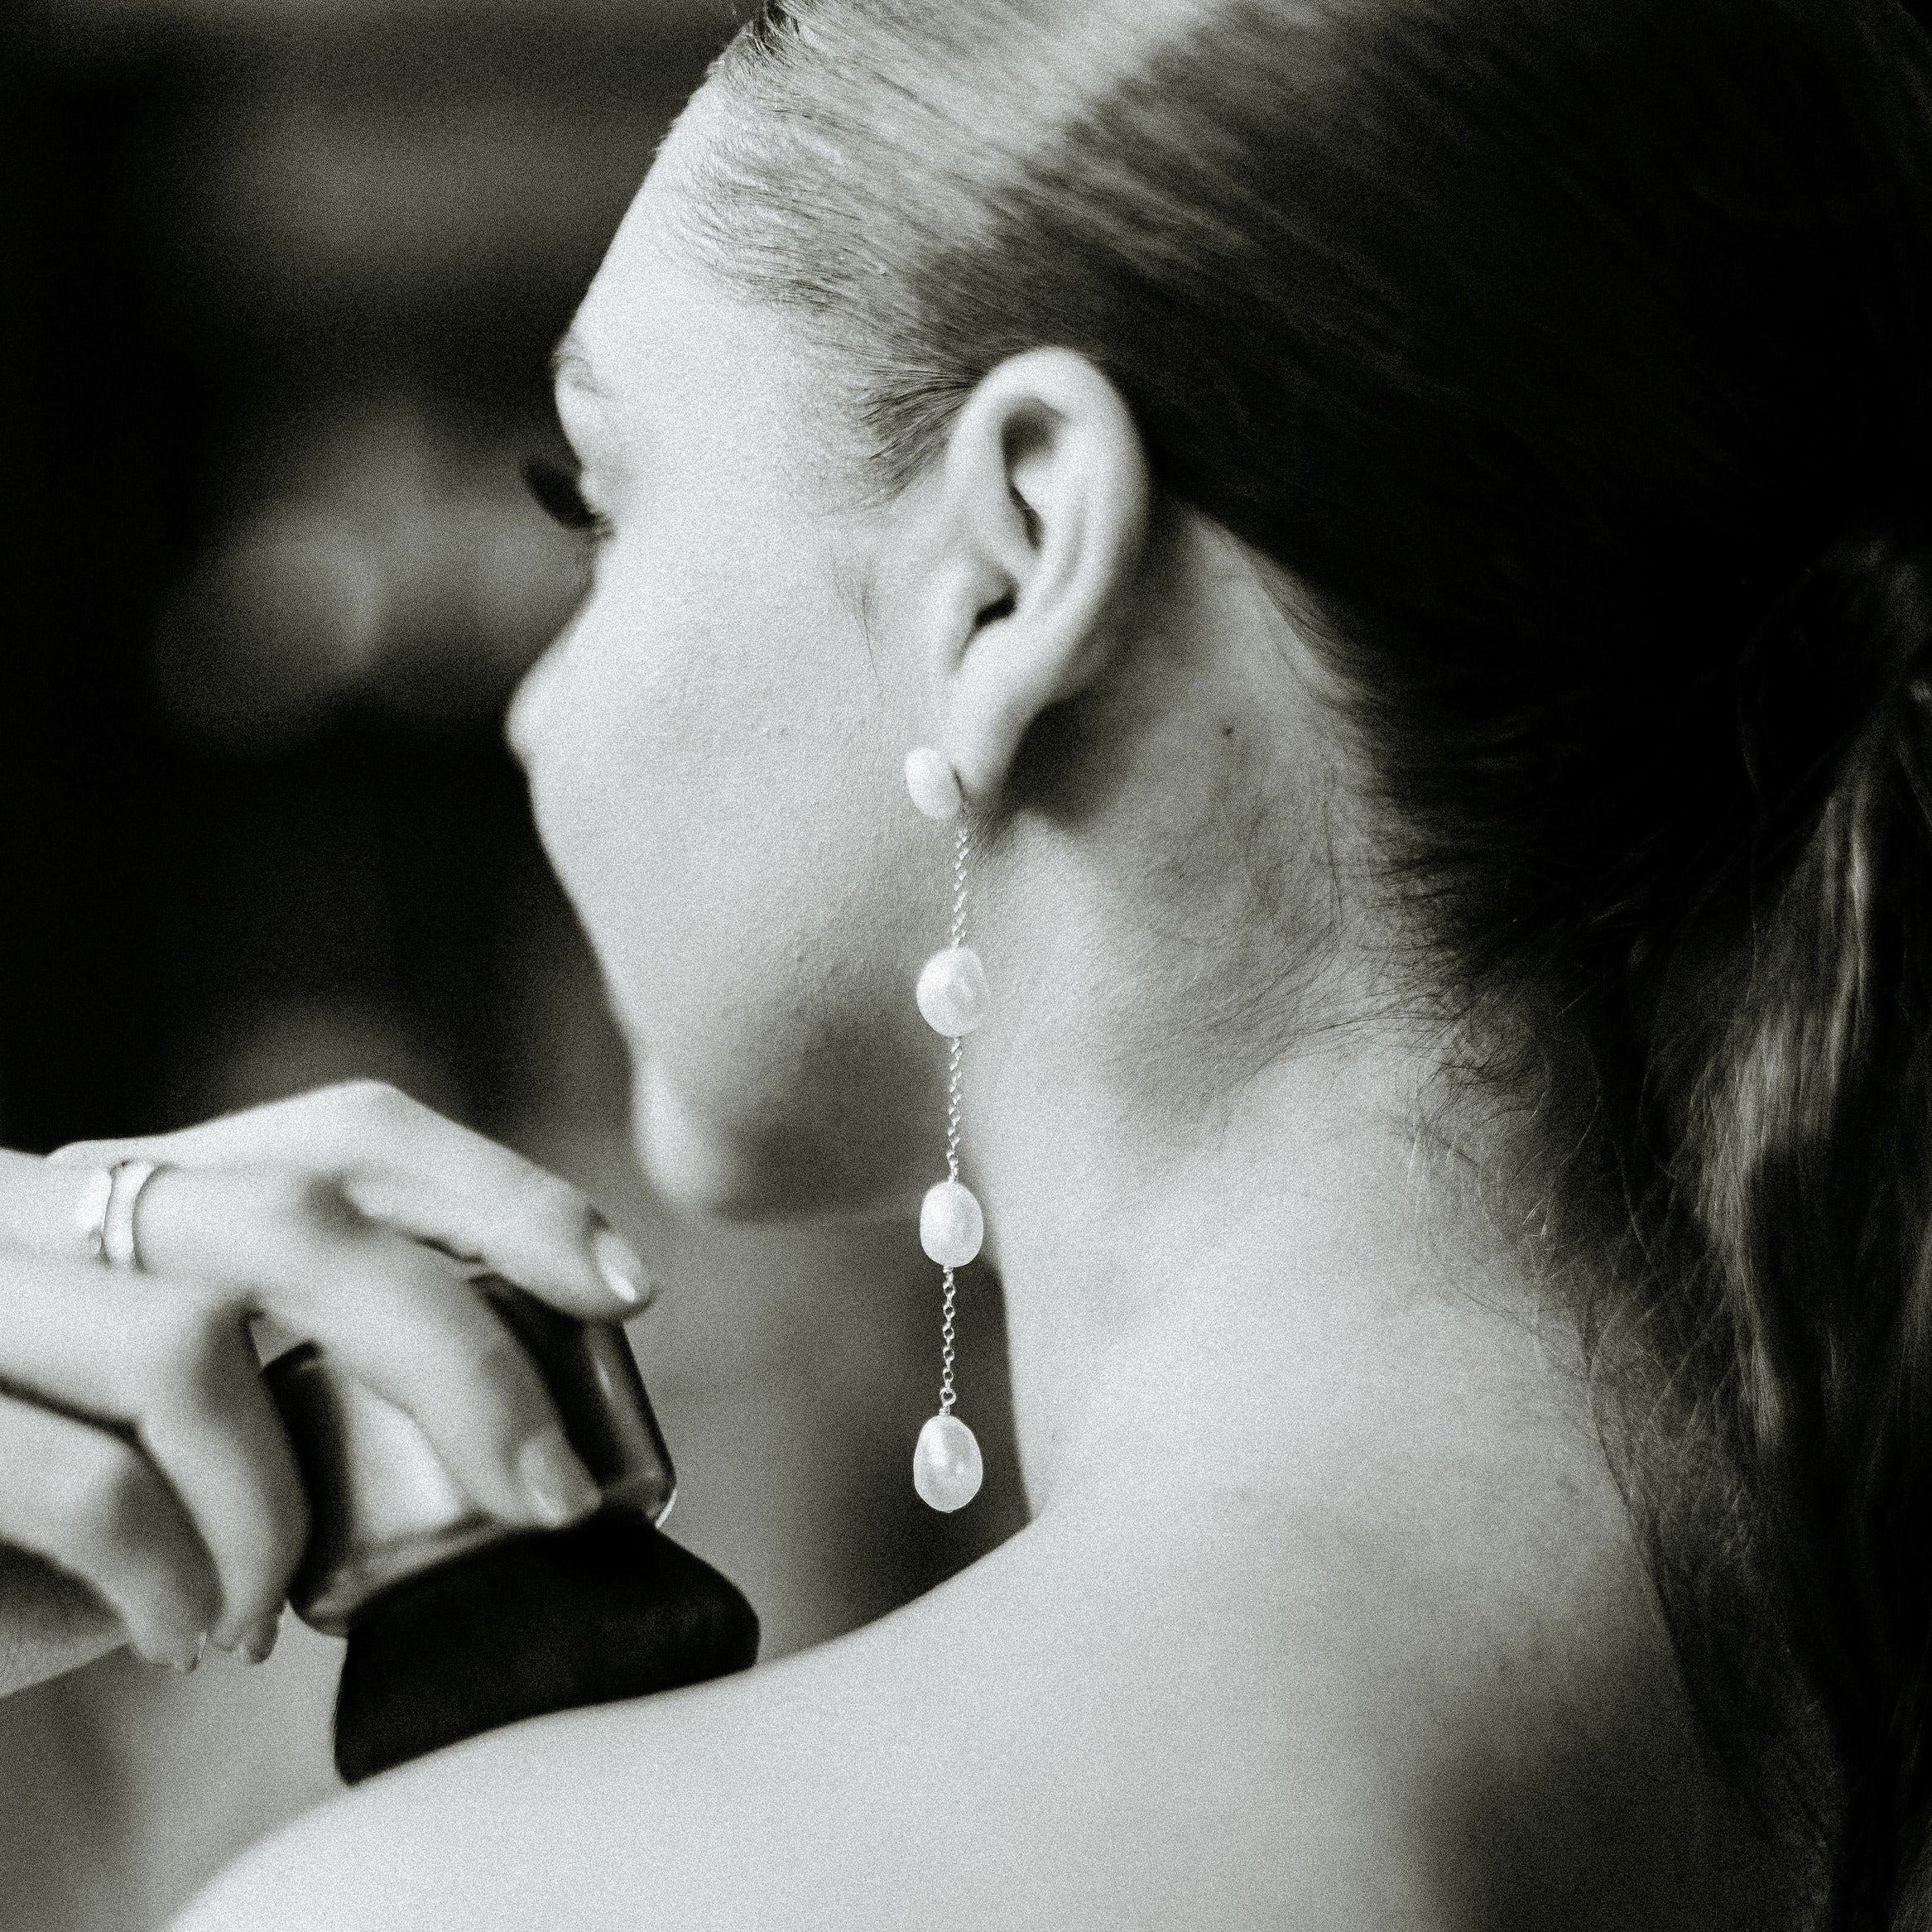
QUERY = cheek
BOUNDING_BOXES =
[526,521,938,1216]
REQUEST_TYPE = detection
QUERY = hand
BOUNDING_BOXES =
[0,1080,650,1694]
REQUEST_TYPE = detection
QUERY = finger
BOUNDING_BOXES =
[341,1166,652,1320]
[0,1251,307,1648]
[128,1170,601,1530]
[296,1228,604,1531]
[127,1307,307,1650]
[53,1083,649,1319]
[0,1150,110,1262]
[0,1391,214,1670]
[0,1542,123,1699]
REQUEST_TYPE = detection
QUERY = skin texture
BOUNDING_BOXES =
[170,92,1793,1931]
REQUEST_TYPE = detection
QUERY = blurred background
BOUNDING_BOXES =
[0,3,1024,1925]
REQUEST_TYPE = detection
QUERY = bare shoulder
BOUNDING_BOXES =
[169,1487,1793,1932]
[169,1511,1322,1931]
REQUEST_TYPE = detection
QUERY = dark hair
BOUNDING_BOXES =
[689,0,1932,1920]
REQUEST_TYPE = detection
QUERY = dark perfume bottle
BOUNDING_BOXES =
[264,1282,758,1784]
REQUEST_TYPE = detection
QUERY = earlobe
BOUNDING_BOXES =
[925,349,1151,802]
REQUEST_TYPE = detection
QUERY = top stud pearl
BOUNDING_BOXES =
[904,747,964,821]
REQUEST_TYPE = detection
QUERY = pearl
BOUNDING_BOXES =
[916,945,988,1036]
[913,1411,983,1512]
[903,747,963,821]
[920,1180,984,1266]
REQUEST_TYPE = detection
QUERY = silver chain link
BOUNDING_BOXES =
[939,1266,958,1413]
[938,812,971,1412]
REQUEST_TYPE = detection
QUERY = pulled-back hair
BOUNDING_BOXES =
[687,1,1932,1920]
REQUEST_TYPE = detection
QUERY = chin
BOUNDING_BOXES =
[632,1065,867,1225]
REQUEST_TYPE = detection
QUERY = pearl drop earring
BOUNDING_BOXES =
[904,745,987,1513]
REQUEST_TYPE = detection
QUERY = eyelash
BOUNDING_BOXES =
[521,454,613,544]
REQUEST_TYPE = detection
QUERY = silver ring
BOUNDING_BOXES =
[79,1161,166,1271]
[74,1167,113,1263]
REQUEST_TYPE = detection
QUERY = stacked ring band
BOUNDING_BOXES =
[76,1160,166,1271]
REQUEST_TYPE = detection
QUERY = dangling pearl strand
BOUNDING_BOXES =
[904,746,986,1513]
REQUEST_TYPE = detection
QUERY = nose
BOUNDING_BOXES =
[506,630,574,768]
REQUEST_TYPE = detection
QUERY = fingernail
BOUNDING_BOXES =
[169,1632,207,1675]
[591,1226,651,1308]
[517,1426,602,1527]
[239,1614,280,1665]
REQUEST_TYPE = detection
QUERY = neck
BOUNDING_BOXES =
[966,891,1586,1532]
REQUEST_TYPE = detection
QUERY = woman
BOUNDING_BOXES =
[161,0,1932,1924]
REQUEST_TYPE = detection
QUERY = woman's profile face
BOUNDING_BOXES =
[511,102,941,1221]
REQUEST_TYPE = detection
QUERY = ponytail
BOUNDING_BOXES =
[1665,527,1932,1925]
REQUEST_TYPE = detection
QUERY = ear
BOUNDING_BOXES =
[919,349,1151,800]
